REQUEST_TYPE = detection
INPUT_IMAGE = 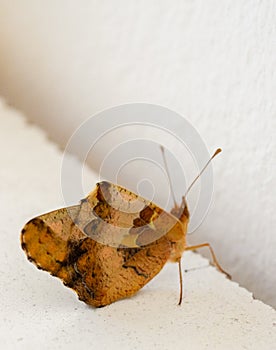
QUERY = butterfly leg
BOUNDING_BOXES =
[177,258,183,305]
[185,243,231,279]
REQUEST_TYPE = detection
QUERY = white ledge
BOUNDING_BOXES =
[0,99,275,349]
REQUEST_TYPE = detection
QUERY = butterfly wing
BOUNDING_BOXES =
[21,181,184,307]
[68,235,171,307]
[80,181,183,248]
[21,205,87,285]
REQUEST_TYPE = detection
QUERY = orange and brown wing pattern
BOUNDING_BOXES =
[21,181,186,306]
[80,181,183,248]
[66,236,172,307]
[21,205,87,285]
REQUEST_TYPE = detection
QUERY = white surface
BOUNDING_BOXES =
[0,101,276,349]
[0,1,275,310]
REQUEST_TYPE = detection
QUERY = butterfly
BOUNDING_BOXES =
[21,148,229,307]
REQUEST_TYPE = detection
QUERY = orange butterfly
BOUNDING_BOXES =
[21,148,229,307]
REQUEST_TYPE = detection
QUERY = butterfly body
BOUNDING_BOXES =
[21,181,189,307]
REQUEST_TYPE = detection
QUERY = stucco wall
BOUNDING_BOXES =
[0,1,275,307]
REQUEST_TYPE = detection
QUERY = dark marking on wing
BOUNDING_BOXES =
[139,205,154,223]
[96,181,112,203]
[117,246,141,262]
[122,264,148,278]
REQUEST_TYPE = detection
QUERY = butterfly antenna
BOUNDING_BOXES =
[182,148,222,203]
[160,145,177,207]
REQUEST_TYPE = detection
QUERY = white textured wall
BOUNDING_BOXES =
[0,1,275,307]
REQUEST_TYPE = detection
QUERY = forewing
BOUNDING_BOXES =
[78,181,180,248]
